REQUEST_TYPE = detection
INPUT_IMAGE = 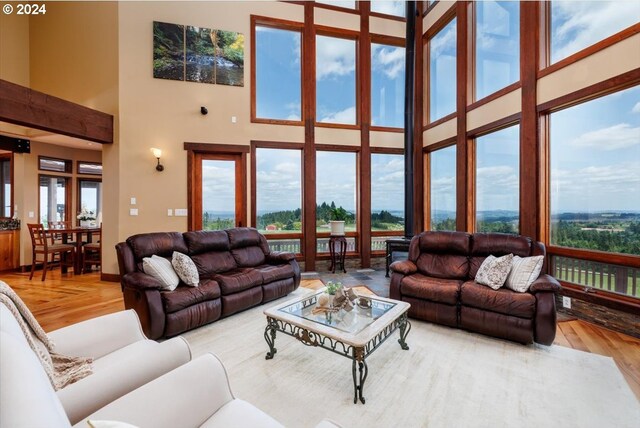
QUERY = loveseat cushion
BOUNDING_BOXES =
[214,268,263,295]
[413,231,470,279]
[127,232,188,262]
[255,264,295,284]
[400,273,461,305]
[469,233,532,278]
[160,279,221,313]
[231,246,266,268]
[190,252,237,278]
[460,280,536,318]
[183,230,230,255]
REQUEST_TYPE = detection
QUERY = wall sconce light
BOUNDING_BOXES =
[151,148,164,171]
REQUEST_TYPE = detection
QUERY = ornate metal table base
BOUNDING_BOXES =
[264,312,411,404]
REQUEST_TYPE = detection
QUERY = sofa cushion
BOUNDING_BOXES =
[214,268,263,295]
[171,252,199,287]
[475,254,514,290]
[201,399,284,428]
[160,279,221,313]
[400,273,461,305]
[416,253,469,280]
[231,246,266,268]
[255,264,295,284]
[469,233,532,278]
[183,230,230,255]
[460,280,536,318]
[142,256,179,291]
[190,252,237,278]
[415,231,471,256]
[227,227,266,250]
[127,232,188,262]
[504,255,544,293]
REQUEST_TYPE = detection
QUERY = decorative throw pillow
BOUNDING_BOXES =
[87,421,139,428]
[504,255,544,293]
[142,255,179,291]
[475,254,514,290]
[172,251,199,287]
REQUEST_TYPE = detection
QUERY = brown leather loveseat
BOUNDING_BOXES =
[116,227,300,339]
[390,231,561,345]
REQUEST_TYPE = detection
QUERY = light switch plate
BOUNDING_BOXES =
[130,208,139,216]
[28,211,34,218]
[130,197,136,205]
[175,209,188,217]
[231,116,237,123]
[167,209,173,216]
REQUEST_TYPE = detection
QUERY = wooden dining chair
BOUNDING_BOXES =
[27,223,75,281]
[82,228,102,273]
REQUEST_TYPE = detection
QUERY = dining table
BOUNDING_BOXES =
[46,226,101,274]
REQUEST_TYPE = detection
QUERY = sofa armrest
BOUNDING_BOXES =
[74,354,235,428]
[529,274,561,294]
[48,310,146,359]
[266,251,296,264]
[122,271,164,290]
[390,260,418,275]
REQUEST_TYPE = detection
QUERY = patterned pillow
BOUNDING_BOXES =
[142,255,179,291]
[504,255,544,293]
[172,252,199,287]
[475,254,514,290]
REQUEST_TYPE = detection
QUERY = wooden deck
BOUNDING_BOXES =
[1,270,638,400]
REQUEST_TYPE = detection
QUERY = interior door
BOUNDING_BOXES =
[193,153,246,230]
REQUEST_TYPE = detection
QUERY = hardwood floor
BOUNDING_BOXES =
[1,270,638,400]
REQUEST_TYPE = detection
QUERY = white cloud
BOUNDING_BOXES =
[316,36,355,80]
[552,1,640,61]
[372,45,405,79]
[430,21,456,58]
[569,123,640,151]
[632,102,640,114]
[320,106,356,124]
[371,1,405,17]
[476,165,519,211]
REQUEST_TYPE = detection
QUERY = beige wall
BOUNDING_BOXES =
[14,142,101,265]
[0,10,30,86]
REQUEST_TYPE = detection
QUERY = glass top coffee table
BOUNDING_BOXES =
[263,289,411,404]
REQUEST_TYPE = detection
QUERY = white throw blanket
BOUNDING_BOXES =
[0,281,93,390]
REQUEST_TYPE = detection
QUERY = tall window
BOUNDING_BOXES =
[549,86,640,256]
[430,145,456,230]
[0,156,10,217]
[39,176,68,225]
[78,180,102,225]
[371,43,405,128]
[371,1,406,17]
[475,125,520,233]
[474,1,519,100]
[550,1,640,64]
[316,35,357,125]
[371,153,404,250]
[254,25,302,121]
[256,148,302,234]
[201,159,237,230]
[316,151,357,252]
[428,18,457,122]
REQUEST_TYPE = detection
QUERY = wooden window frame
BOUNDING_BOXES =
[76,178,102,227]
[250,15,305,126]
[369,1,407,22]
[370,34,406,133]
[423,5,457,126]
[0,153,13,219]
[77,161,103,176]
[38,155,72,174]
[185,143,249,232]
[250,140,305,258]
[469,0,522,105]
[423,1,439,17]
[538,1,640,78]
[314,27,361,130]
[38,174,71,225]
[313,1,359,15]
[370,147,404,255]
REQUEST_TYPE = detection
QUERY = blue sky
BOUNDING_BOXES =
[202,160,236,215]
[371,44,405,127]
[316,151,357,211]
[550,86,640,213]
[371,153,404,214]
[256,148,302,213]
[429,18,456,121]
[430,145,456,217]
[316,35,357,124]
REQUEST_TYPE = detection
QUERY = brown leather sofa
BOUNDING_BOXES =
[116,227,300,339]
[389,231,561,345]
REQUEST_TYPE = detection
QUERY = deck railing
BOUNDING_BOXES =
[550,255,640,298]
[265,236,392,254]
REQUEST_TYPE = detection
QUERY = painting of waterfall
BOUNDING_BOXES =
[215,30,244,86]
[153,21,184,81]
[153,21,243,86]
[186,26,216,84]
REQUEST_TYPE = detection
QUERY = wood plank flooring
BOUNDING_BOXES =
[1,270,638,400]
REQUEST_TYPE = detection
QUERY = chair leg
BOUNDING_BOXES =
[29,252,36,280]
[41,255,47,281]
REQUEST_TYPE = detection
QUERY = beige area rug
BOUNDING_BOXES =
[183,289,640,428]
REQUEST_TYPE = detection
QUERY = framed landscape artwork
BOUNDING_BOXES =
[154,21,244,86]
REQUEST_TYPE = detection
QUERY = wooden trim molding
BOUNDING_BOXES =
[548,245,640,269]
[312,2,359,15]
[0,79,113,144]
[370,147,404,155]
[423,136,456,153]
[467,81,521,112]
[423,112,456,131]
[424,2,456,39]
[303,2,317,270]
[455,1,469,233]
[560,282,640,316]
[359,0,372,268]
[465,112,521,138]
[100,273,120,282]
[183,142,250,153]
